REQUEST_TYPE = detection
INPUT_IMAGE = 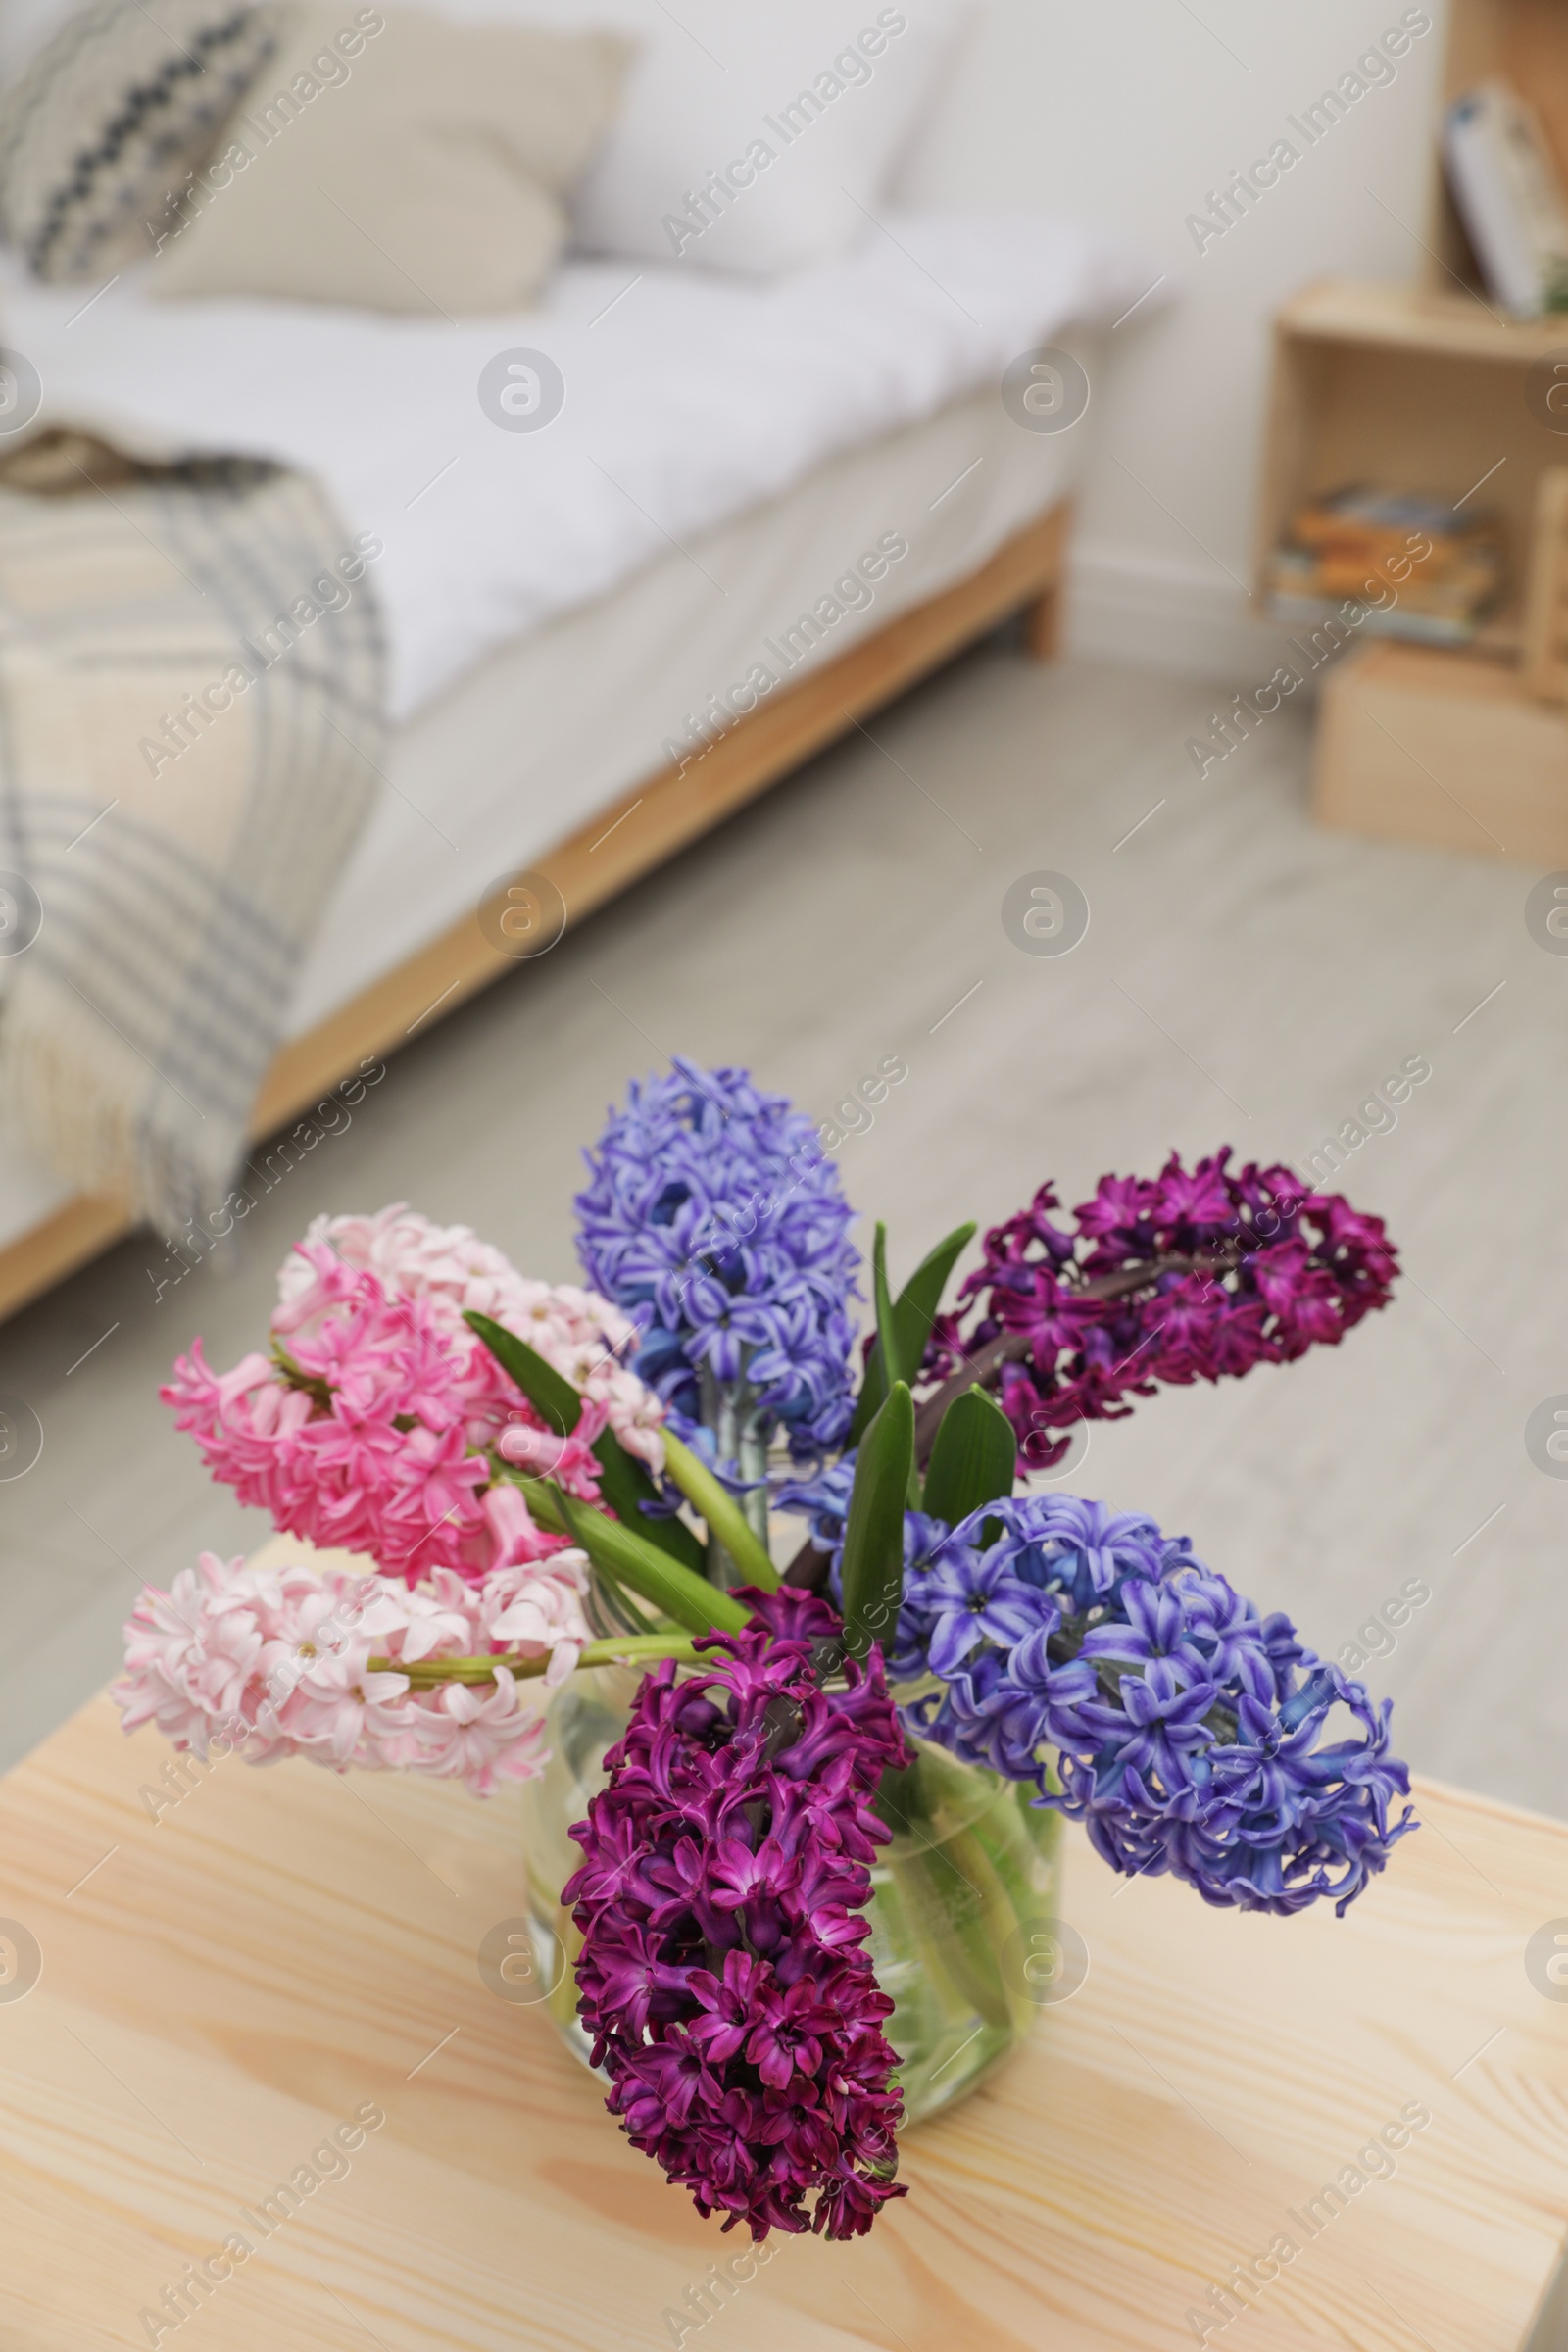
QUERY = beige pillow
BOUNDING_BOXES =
[0,0,284,283]
[148,4,630,314]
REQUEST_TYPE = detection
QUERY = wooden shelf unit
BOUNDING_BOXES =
[1257,279,1567,652]
[1256,0,1568,862]
[1315,636,1568,865]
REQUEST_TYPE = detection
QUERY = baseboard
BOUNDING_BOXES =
[1068,543,1307,685]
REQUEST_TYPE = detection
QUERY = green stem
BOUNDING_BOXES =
[661,1429,778,1593]
[370,1634,702,1686]
[876,1747,1014,2036]
[270,1345,333,1411]
[697,1364,749,1590]
[551,1485,753,1636]
[738,1413,770,1549]
[909,1242,1244,1463]
[583,1556,664,1640]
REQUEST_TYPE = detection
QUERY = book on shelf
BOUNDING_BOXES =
[1443,78,1568,318]
[1265,487,1505,648]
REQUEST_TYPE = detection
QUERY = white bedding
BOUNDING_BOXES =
[0,213,1151,716]
[297,379,1084,1023]
[0,209,1153,1252]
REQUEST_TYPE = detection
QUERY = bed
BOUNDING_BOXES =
[0,207,1151,1312]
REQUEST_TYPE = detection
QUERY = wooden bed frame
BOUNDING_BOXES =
[0,499,1069,1321]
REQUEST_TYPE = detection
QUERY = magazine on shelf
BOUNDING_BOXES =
[1443,79,1568,318]
[1265,484,1505,648]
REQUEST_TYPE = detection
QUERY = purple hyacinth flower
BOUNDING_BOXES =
[901,1491,1416,1919]
[574,1060,861,1458]
[922,1548,1043,1679]
[921,1152,1399,1471]
[563,1588,909,2240]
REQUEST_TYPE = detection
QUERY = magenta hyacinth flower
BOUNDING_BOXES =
[563,1588,910,2241]
[926,1152,1399,1467]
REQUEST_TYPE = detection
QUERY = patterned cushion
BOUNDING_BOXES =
[0,0,280,282]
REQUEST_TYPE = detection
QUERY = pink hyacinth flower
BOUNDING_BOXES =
[113,1548,587,1796]
[164,1220,653,1586]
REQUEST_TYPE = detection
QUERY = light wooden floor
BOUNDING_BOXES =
[2,635,1563,1816]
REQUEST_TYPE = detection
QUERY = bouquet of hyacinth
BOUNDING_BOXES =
[117,1060,1415,2245]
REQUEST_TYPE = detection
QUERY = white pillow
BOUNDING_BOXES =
[435,0,971,277]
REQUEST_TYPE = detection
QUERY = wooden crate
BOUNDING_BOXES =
[1259,0,1568,858]
[1524,467,1568,699]
[1315,637,1568,864]
[1256,282,1568,641]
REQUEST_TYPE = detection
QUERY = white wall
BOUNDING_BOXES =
[901,0,1450,678]
[0,0,73,78]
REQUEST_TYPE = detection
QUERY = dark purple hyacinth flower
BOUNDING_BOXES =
[563,1588,910,2240]
[925,1152,1398,1467]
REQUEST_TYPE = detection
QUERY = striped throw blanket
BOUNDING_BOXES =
[0,431,384,1231]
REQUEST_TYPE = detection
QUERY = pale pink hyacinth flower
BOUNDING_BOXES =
[113,1548,589,1797]
[279,1203,666,1474]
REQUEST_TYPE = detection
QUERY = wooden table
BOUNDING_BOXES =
[3,1680,1568,2351]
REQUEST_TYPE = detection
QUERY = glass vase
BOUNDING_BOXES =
[521,1655,1065,2126]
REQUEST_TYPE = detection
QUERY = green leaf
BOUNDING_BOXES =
[506,1475,662,1635]
[550,1488,751,1639]
[839,1381,914,1664]
[466,1308,580,1430]
[848,1221,976,1446]
[660,1430,779,1592]
[872,1223,903,1391]
[465,1309,705,1573]
[921,1386,1018,1532]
